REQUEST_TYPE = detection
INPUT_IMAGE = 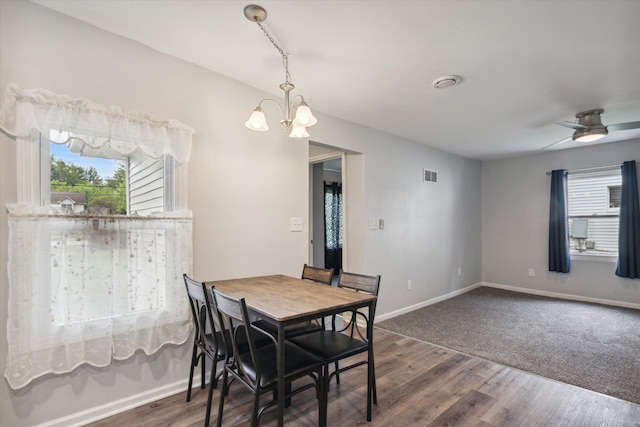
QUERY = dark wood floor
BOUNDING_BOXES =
[86,328,640,426]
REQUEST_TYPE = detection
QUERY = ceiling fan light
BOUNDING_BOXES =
[575,133,605,143]
[573,126,608,143]
[292,102,317,127]
[289,125,310,138]
[245,107,269,131]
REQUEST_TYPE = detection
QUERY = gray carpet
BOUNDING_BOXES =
[376,286,640,404]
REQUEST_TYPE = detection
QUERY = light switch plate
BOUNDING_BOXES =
[368,219,379,230]
[290,217,302,232]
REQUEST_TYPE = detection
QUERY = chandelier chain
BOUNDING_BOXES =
[256,21,291,84]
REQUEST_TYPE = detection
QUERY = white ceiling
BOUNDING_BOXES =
[31,0,640,160]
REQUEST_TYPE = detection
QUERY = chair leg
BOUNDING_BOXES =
[334,361,340,384]
[200,352,206,389]
[187,343,198,402]
[216,369,228,427]
[271,382,292,407]
[372,356,378,404]
[320,366,328,427]
[251,393,261,427]
[285,382,292,408]
[211,357,218,389]
[205,363,216,427]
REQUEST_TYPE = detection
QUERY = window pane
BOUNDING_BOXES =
[608,185,621,209]
[50,141,126,214]
[567,170,621,255]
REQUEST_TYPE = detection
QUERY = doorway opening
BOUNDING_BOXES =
[309,144,344,278]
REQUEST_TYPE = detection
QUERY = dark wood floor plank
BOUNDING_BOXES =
[427,389,494,426]
[86,328,640,426]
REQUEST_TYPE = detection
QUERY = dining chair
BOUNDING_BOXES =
[212,288,327,427]
[289,270,381,418]
[183,274,228,427]
[253,264,335,339]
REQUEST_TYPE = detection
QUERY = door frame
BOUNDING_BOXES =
[308,151,347,270]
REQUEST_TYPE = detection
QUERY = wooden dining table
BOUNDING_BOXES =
[206,274,377,426]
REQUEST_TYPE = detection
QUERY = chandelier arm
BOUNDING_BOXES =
[291,95,305,108]
[258,98,286,119]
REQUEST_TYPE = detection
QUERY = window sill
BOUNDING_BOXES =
[571,253,618,263]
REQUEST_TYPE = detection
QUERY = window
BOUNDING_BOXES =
[608,185,621,210]
[46,133,173,215]
[46,138,175,323]
[1,83,194,389]
[567,169,621,256]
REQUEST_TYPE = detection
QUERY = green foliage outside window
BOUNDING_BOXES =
[51,155,127,214]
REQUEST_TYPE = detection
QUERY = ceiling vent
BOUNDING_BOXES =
[432,75,462,89]
[424,169,438,183]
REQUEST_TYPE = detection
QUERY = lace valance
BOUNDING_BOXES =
[0,83,195,163]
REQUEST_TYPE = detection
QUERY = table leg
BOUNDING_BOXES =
[277,322,285,427]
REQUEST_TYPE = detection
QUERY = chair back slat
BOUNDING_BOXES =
[185,274,207,303]
[301,264,334,285]
[214,289,245,323]
[337,271,381,296]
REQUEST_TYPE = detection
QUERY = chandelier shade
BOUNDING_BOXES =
[292,101,317,128]
[245,107,269,131]
[289,125,310,138]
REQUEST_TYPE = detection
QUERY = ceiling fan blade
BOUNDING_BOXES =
[542,136,572,150]
[557,121,587,130]
[607,121,640,131]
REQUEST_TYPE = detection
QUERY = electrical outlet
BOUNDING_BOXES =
[457,268,462,277]
[528,268,535,277]
[407,280,412,290]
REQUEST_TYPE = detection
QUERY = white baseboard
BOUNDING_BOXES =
[482,282,640,310]
[375,280,639,324]
[35,376,197,427]
[375,282,483,322]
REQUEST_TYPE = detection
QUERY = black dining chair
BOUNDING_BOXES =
[252,264,335,339]
[212,288,327,427]
[289,270,381,419]
[183,274,227,427]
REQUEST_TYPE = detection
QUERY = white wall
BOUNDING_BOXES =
[481,139,640,304]
[310,122,483,315]
[0,2,482,425]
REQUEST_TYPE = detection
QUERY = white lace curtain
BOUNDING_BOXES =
[0,82,194,163]
[1,84,195,389]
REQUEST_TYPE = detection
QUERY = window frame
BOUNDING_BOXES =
[567,168,621,262]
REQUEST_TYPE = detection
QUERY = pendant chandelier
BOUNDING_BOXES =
[244,4,317,138]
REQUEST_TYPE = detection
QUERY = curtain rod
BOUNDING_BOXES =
[545,161,638,175]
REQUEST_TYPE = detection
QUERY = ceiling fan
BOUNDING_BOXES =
[543,109,640,149]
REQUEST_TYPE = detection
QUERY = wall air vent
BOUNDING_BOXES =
[423,169,438,183]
